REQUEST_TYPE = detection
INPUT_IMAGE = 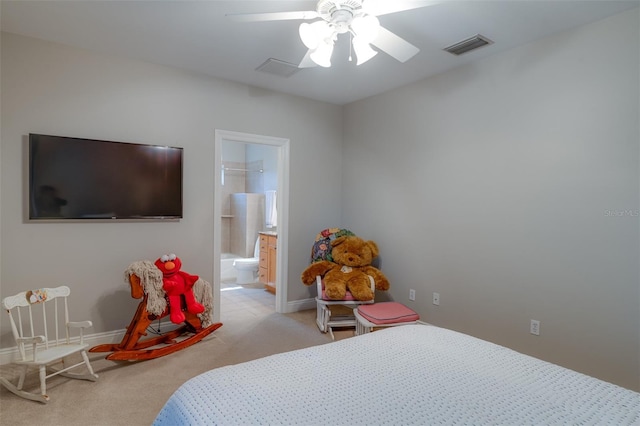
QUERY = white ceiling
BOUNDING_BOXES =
[1,1,637,105]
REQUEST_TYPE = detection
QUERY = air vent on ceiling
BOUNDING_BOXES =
[443,34,493,56]
[256,58,300,78]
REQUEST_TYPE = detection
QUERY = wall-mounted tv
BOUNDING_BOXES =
[29,134,183,220]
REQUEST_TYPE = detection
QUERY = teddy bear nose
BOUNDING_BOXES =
[165,261,175,270]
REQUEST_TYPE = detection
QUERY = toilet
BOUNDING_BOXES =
[233,238,260,284]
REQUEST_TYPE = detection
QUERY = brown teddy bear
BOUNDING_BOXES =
[301,235,390,301]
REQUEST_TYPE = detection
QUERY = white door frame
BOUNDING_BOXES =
[212,129,290,322]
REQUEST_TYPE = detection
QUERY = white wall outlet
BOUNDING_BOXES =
[409,289,416,301]
[530,319,540,336]
[432,292,440,305]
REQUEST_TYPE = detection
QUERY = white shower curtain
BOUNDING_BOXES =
[265,190,277,229]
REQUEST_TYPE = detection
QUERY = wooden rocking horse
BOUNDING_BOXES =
[90,260,222,361]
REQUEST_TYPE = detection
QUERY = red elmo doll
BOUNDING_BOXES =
[154,253,205,324]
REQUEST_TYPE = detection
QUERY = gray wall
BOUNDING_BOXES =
[342,9,639,390]
[0,32,343,343]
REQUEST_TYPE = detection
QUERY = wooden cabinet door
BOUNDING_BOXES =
[267,236,277,286]
[259,235,268,284]
[259,234,277,294]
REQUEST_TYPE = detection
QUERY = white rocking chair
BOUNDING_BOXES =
[0,285,98,403]
[315,274,375,339]
[304,228,376,340]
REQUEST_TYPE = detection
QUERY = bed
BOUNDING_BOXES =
[153,324,639,425]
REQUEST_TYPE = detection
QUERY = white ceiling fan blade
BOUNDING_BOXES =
[363,0,441,17]
[371,26,420,63]
[226,11,319,22]
[298,50,318,68]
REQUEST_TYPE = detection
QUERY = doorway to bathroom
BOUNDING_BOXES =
[213,130,289,324]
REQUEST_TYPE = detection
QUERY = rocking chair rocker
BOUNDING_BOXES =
[90,261,222,361]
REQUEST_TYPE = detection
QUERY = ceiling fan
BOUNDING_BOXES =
[227,0,439,68]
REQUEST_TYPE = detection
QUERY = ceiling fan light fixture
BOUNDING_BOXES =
[352,36,377,65]
[310,41,334,67]
[299,22,318,49]
[300,21,332,49]
[350,14,380,42]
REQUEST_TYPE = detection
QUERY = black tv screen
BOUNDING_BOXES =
[29,134,183,220]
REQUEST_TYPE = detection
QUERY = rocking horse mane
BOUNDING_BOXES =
[124,260,166,316]
[192,278,214,328]
[124,260,215,327]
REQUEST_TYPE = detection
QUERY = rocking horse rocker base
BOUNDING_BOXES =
[90,274,222,361]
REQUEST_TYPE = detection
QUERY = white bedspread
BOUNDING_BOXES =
[154,324,639,425]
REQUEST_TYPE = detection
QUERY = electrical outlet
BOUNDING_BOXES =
[432,292,440,305]
[530,319,540,336]
[409,289,416,301]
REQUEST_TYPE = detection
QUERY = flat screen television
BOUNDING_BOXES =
[29,134,183,220]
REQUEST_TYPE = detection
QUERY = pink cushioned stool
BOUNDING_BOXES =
[354,302,420,335]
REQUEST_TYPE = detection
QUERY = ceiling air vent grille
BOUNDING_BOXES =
[256,58,300,78]
[444,34,493,56]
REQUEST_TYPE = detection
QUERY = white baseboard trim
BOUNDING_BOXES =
[284,298,316,313]
[0,329,126,365]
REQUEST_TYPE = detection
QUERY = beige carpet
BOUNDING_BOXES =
[0,284,353,426]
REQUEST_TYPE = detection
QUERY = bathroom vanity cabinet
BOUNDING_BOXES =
[259,232,277,294]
